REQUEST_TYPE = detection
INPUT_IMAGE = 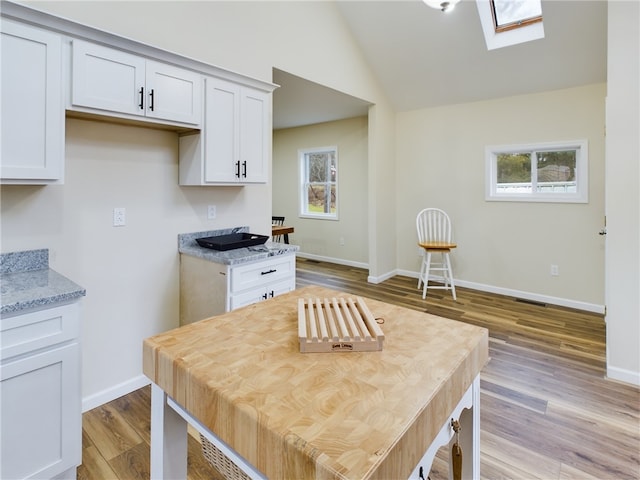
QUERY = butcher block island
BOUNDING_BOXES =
[143,286,489,480]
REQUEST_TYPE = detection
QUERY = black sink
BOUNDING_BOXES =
[196,233,269,251]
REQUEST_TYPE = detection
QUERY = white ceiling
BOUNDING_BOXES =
[273,69,372,129]
[273,0,607,129]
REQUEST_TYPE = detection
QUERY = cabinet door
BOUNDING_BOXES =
[268,277,296,300]
[71,39,145,116]
[146,61,202,126]
[180,77,270,185]
[229,286,267,311]
[1,19,63,183]
[204,78,241,183]
[1,343,81,480]
[230,278,295,311]
[240,88,269,183]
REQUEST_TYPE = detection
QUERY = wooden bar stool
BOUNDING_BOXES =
[416,208,457,300]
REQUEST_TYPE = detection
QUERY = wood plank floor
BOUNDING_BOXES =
[78,258,640,479]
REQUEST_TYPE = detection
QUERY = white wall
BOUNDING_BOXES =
[7,1,634,406]
[26,0,400,276]
[605,1,640,385]
[26,0,397,280]
[273,117,369,266]
[26,1,387,118]
[1,119,271,407]
[368,102,398,282]
[396,84,606,310]
[5,1,395,406]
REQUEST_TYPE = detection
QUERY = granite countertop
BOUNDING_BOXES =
[178,227,299,266]
[1,249,86,316]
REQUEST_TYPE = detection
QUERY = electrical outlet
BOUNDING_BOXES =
[339,236,345,246]
[207,205,217,219]
[550,264,559,276]
[113,207,126,227]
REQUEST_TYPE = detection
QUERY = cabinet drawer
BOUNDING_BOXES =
[230,255,295,294]
[1,303,80,361]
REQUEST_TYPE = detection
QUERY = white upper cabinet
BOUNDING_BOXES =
[2,3,276,188]
[205,79,242,183]
[1,19,64,184]
[179,77,269,185]
[71,39,202,127]
[146,60,202,125]
[71,40,145,116]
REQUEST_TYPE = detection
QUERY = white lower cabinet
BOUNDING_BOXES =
[0,303,81,480]
[180,253,296,325]
[228,256,296,310]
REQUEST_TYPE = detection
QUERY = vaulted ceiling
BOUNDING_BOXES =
[273,0,607,129]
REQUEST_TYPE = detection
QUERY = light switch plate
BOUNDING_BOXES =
[113,207,126,227]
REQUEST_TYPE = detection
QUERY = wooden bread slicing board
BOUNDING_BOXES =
[298,297,384,353]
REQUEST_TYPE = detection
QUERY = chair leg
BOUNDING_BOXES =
[445,252,456,300]
[422,252,432,299]
[440,252,449,289]
[417,250,425,289]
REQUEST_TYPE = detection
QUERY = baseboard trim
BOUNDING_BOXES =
[297,256,604,313]
[296,252,368,270]
[607,365,640,386]
[295,252,401,285]
[396,268,605,314]
[367,270,396,284]
[82,374,151,412]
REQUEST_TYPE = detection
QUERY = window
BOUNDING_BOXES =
[485,140,588,203]
[491,0,542,33]
[299,147,338,219]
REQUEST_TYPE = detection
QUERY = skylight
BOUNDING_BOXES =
[477,0,545,50]
[492,0,542,33]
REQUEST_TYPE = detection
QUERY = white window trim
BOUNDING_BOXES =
[485,139,589,203]
[476,0,544,51]
[298,146,339,220]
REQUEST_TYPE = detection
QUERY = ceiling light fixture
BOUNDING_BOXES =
[423,0,461,13]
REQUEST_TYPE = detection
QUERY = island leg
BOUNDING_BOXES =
[409,375,480,480]
[150,383,188,480]
[450,375,480,479]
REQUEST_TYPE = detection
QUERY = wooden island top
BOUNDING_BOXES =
[143,285,488,479]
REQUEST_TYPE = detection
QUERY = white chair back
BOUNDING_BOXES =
[416,208,452,245]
